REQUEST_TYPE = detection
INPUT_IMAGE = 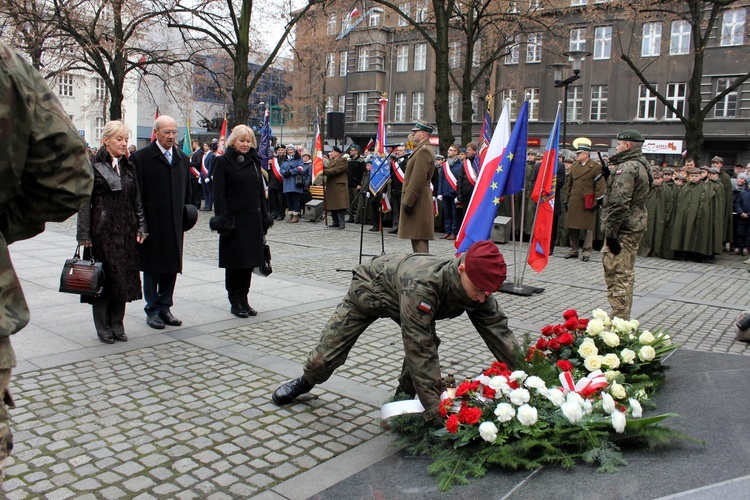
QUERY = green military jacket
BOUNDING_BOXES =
[0,42,93,367]
[602,147,652,239]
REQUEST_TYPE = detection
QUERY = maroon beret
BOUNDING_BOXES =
[465,241,507,292]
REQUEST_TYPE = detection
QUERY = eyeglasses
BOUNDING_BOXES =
[161,130,178,136]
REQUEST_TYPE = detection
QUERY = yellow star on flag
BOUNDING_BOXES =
[507,152,514,161]
[496,165,503,173]
[493,197,500,205]
[490,181,498,190]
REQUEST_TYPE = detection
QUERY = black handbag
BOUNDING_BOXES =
[59,245,105,297]
[295,173,305,187]
[254,240,273,277]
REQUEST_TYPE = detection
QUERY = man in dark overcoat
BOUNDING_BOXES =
[131,115,193,329]
[399,121,436,253]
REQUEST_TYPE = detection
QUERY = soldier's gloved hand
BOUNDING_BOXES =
[437,195,443,201]
[606,237,622,255]
[403,204,413,216]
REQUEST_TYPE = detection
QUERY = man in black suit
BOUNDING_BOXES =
[131,115,192,329]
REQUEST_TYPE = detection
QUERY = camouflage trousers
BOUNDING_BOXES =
[602,231,643,320]
[0,368,13,485]
[303,282,443,424]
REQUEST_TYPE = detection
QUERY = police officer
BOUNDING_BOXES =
[271,240,518,426]
[602,129,652,320]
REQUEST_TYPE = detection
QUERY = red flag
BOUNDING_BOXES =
[216,115,227,156]
[313,119,325,182]
[365,138,375,153]
[150,107,159,142]
[527,105,562,273]
[350,6,360,17]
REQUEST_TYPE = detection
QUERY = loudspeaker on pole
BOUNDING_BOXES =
[326,112,345,139]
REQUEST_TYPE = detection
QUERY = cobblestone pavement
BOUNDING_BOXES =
[3,215,750,498]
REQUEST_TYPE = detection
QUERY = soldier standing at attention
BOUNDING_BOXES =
[399,121,436,253]
[0,41,94,481]
[271,240,519,427]
[602,130,652,320]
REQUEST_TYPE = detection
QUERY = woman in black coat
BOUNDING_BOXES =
[211,125,273,317]
[77,120,148,344]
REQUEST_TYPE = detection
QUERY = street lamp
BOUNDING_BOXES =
[548,50,591,148]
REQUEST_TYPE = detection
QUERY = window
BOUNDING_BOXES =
[590,85,608,121]
[449,91,460,121]
[471,92,479,122]
[448,41,461,68]
[571,0,587,5]
[95,117,104,140]
[527,33,542,63]
[638,84,658,119]
[59,73,73,97]
[642,23,662,57]
[412,92,424,120]
[338,95,346,113]
[326,53,336,77]
[714,78,738,117]
[339,51,348,76]
[341,13,351,34]
[472,39,481,67]
[670,20,691,55]
[369,10,381,26]
[505,35,520,65]
[501,88,518,119]
[357,47,369,71]
[414,43,427,70]
[566,86,583,121]
[394,93,407,122]
[665,83,686,119]
[355,93,368,121]
[327,14,338,35]
[396,45,409,72]
[526,88,540,120]
[325,96,334,113]
[594,26,612,59]
[94,77,106,100]
[721,9,746,46]
[570,28,586,52]
[398,2,410,26]
[416,1,427,22]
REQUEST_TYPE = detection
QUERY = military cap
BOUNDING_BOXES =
[709,167,720,174]
[365,157,374,164]
[689,167,702,174]
[572,137,593,153]
[711,156,723,163]
[653,172,663,179]
[700,165,711,172]
[411,120,435,133]
[663,168,674,174]
[616,129,645,142]
[563,153,575,163]
[435,154,445,160]
[465,241,507,292]
[348,144,360,150]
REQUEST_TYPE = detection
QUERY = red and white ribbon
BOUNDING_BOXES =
[559,369,608,398]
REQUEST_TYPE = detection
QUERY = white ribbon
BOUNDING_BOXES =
[380,398,425,419]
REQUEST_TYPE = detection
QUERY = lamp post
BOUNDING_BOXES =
[548,50,591,148]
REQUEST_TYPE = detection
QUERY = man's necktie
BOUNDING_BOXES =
[165,149,172,164]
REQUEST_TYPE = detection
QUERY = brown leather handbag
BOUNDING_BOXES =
[59,245,105,297]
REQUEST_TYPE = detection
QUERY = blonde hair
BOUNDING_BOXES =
[226,125,256,149]
[101,120,130,143]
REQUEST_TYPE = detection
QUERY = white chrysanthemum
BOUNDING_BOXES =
[488,375,510,394]
[516,404,538,426]
[524,376,546,390]
[494,402,515,422]
[509,388,531,406]
[510,370,528,384]
[479,421,498,442]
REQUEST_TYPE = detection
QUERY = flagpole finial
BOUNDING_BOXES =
[381,92,388,99]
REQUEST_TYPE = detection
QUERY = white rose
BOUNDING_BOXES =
[509,388,531,405]
[586,318,604,337]
[638,345,656,362]
[591,308,611,326]
[544,389,566,407]
[577,339,598,358]
[478,421,498,442]
[604,370,621,383]
[610,382,627,400]
[584,355,603,372]
[611,410,626,433]
[638,331,655,344]
[601,393,616,414]
[488,375,510,394]
[628,319,640,331]
[612,317,632,334]
[524,376,546,390]
[601,331,621,348]
[516,404,538,426]
[601,353,621,369]
[494,402,515,422]
[561,400,583,423]
[510,371,527,384]
[620,348,636,364]
[629,398,643,418]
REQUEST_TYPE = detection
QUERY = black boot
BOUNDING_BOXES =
[229,293,249,318]
[241,298,258,316]
[272,376,315,405]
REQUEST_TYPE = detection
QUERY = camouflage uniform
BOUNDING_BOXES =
[0,42,93,480]
[303,253,518,424]
[601,147,652,320]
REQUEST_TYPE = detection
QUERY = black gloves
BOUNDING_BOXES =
[209,215,235,236]
[606,237,622,256]
[262,212,275,234]
[402,204,413,216]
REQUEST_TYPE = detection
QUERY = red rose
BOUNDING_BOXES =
[458,405,483,425]
[482,386,496,399]
[446,414,460,434]
[439,398,454,418]
[548,339,561,351]
[557,332,574,346]
[562,309,578,320]
[578,318,589,329]
[541,325,555,337]
[535,337,549,350]
[484,362,509,377]
[564,317,580,331]
[553,325,566,335]
[556,360,574,372]
[455,380,480,398]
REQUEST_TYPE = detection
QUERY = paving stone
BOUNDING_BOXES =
[172,458,199,473]
[71,477,102,491]
[152,483,181,495]
[148,466,174,481]
[98,486,127,500]
[121,476,156,492]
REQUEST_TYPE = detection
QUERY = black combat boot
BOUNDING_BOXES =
[272,377,315,405]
